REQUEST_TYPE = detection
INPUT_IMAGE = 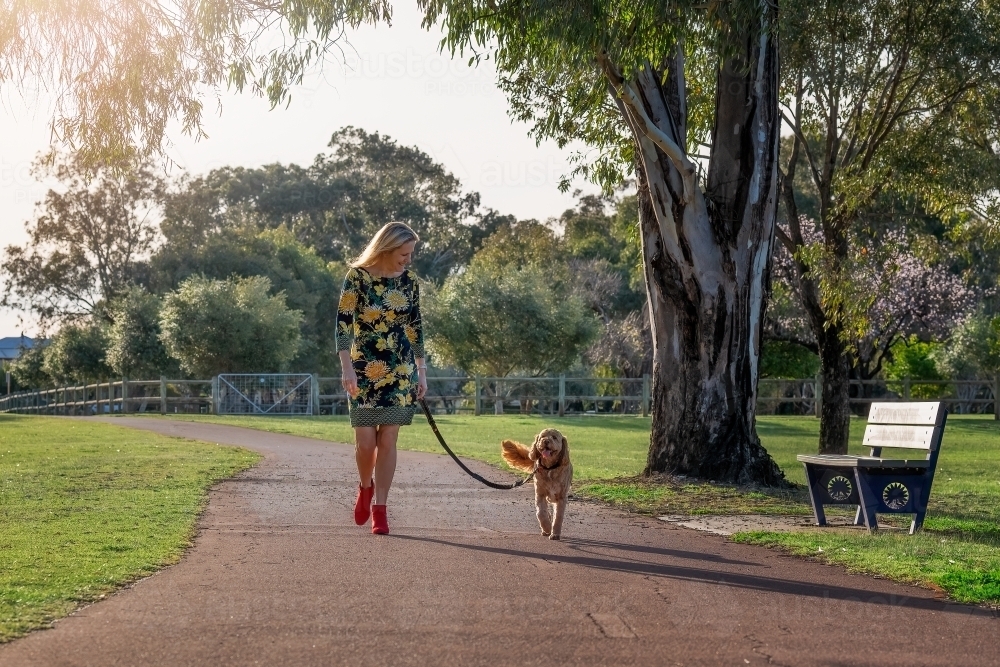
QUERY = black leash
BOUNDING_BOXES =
[418,398,532,490]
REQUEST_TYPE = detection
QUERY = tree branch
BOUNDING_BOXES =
[780,109,822,192]
[774,222,796,254]
[599,53,697,204]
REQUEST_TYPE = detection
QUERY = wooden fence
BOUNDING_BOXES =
[2,374,999,418]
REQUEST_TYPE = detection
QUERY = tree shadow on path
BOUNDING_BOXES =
[394,534,996,617]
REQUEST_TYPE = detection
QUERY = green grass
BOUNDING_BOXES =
[0,415,260,641]
[155,412,1000,605]
[737,415,1000,606]
[150,413,654,480]
[731,530,1000,605]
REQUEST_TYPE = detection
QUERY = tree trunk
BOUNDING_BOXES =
[611,9,785,485]
[782,148,854,455]
[817,323,852,455]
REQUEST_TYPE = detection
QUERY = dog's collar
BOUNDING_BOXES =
[537,455,560,470]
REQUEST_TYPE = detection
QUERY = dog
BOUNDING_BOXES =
[501,429,573,540]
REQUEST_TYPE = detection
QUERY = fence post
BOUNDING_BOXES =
[212,376,220,415]
[122,377,130,414]
[903,375,911,400]
[814,373,822,418]
[311,374,320,416]
[159,376,167,415]
[994,375,999,421]
[641,374,650,418]
[474,376,481,416]
[558,375,566,417]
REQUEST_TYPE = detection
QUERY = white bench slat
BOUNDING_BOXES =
[863,424,936,450]
[868,402,941,425]
[796,454,931,468]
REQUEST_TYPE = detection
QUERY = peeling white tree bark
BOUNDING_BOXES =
[604,8,785,484]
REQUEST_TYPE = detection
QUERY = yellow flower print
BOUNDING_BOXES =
[406,270,417,280]
[360,307,383,324]
[364,360,390,381]
[374,322,389,334]
[338,290,358,314]
[384,289,409,311]
[404,325,418,344]
[384,310,397,322]
[376,338,387,351]
[353,323,360,336]
[397,378,410,391]
[385,333,397,351]
[395,363,413,376]
[339,320,350,333]
[374,376,396,390]
[374,284,386,296]
[350,348,363,361]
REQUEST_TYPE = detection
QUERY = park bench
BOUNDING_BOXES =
[796,401,947,534]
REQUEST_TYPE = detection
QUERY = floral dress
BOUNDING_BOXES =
[336,267,425,427]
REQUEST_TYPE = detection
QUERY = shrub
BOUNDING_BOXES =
[159,275,302,377]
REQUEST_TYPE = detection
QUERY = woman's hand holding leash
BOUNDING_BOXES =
[416,365,428,400]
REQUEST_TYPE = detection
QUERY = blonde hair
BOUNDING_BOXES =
[350,222,420,268]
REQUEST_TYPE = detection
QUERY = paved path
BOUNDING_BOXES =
[1,419,997,667]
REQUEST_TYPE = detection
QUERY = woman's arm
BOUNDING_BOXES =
[340,350,358,398]
[337,270,360,398]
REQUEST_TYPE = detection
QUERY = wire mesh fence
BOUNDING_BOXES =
[217,374,314,415]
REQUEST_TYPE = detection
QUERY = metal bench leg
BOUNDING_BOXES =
[854,506,865,526]
[802,463,827,526]
[853,469,879,532]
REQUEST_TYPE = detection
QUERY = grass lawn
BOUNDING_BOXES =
[158,412,1000,605]
[151,413,652,479]
[0,415,260,642]
[741,415,1000,606]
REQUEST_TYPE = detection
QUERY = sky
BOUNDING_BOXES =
[0,4,596,337]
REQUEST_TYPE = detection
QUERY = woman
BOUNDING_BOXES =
[336,222,427,535]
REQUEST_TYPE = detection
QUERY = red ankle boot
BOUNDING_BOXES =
[354,482,374,525]
[371,504,389,535]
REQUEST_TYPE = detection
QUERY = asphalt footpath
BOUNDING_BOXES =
[1,418,997,667]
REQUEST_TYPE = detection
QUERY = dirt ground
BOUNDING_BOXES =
[658,513,856,535]
[1,418,996,667]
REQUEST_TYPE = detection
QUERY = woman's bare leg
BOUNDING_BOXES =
[373,424,399,504]
[355,427,377,487]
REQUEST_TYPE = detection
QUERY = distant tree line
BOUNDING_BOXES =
[5,125,1000,406]
[2,128,647,389]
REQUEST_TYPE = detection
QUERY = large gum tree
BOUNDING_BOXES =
[421,0,786,484]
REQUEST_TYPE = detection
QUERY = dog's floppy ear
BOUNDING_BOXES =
[528,432,542,461]
[557,435,569,465]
